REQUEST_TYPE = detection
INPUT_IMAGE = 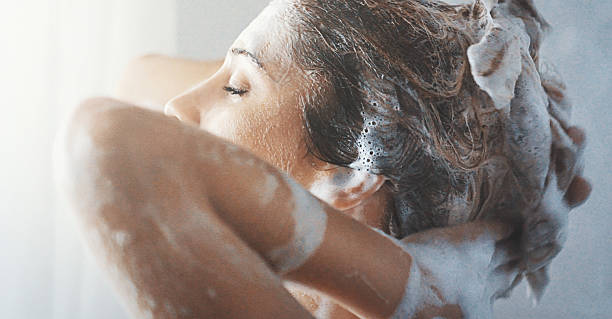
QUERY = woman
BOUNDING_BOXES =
[55,0,591,318]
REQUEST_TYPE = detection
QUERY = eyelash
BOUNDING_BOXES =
[223,86,249,96]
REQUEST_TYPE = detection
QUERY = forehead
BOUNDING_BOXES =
[231,1,294,75]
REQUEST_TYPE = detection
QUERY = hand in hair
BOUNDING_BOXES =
[395,220,521,319]
[465,0,592,302]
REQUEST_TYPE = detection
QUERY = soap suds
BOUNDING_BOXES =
[158,222,179,249]
[141,309,153,319]
[196,141,222,163]
[381,225,505,319]
[259,173,280,205]
[179,307,192,316]
[467,4,523,111]
[388,246,425,319]
[144,295,157,310]
[164,301,177,317]
[266,174,328,274]
[207,288,217,299]
[53,122,116,215]
[307,177,337,205]
[461,0,576,299]
[350,72,397,173]
[398,239,495,319]
[308,165,388,214]
[308,169,377,209]
[112,231,130,248]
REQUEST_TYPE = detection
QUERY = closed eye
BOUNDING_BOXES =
[223,86,249,96]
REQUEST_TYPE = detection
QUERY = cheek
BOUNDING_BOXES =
[200,99,311,182]
[200,107,239,140]
[245,111,307,174]
[240,109,304,169]
[259,117,314,184]
[200,103,281,151]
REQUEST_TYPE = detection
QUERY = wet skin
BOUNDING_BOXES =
[57,98,524,318]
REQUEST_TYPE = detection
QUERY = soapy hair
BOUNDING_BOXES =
[287,0,508,237]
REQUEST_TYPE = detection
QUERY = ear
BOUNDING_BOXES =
[308,166,387,211]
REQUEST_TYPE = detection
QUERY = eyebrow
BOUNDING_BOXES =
[231,48,265,70]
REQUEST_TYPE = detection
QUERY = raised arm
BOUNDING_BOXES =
[114,55,223,110]
[55,98,520,319]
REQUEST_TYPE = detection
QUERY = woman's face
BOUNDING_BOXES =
[165,1,323,186]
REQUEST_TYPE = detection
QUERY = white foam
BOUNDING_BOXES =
[351,124,381,173]
[266,174,328,274]
[196,140,222,162]
[308,169,374,209]
[307,177,337,205]
[388,258,425,319]
[141,309,153,319]
[207,288,217,299]
[163,301,177,317]
[259,173,280,205]
[112,231,131,248]
[144,295,157,310]
[467,9,523,111]
[53,119,116,215]
[179,306,192,316]
[388,233,497,319]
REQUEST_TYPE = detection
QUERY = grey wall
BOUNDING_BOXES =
[177,0,270,60]
[176,1,611,318]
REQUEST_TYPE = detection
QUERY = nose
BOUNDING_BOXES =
[164,92,201,125]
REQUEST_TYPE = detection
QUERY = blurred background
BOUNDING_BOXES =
[0,0,609,318]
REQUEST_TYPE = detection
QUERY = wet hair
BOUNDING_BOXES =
[285,0,506,237]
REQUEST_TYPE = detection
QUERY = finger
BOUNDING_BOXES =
[508,271,524,291]
[525,220,557,252]
[551,120,585,192]
[566,126,586,147]
[526,266,550,305]
[541,61,572,128]
[524,173,569,255]
[526,242,563,273]
[489,258,522,301]
[491,235,521,268]
[564,175,592,209]
[477,219,517,242]
[496,270,524,299]
[565,125,587,178]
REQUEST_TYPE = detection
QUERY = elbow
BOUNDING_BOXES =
[54,97,204,220]
[53,97,141,219]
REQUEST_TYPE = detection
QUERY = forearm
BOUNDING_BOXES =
[114,55,223,111]
[57,98,421,318]
[56,98,314,319]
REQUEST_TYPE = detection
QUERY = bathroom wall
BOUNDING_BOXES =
[176,0,270,60]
